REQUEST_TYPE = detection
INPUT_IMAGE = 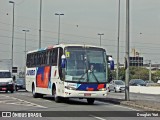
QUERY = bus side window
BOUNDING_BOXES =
[26,54,30,67]
[42,52,45,65]
[51,50,55,65]
[37,53,39,66]
[49,50,52,65]
[34,54,37,67]
[46,51,50,65]
[40,53,42,66]
[31,54,34,67]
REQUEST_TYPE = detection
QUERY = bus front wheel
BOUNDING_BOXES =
[87,98,95,105]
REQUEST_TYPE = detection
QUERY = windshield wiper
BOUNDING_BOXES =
[77,70,87,82]
[89,70,99,84]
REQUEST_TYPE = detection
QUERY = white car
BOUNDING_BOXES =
[109,80,125,92]
[0,70,15,93]
[157,80,160,84]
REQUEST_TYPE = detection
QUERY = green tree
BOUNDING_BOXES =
[130,67,149,80]
[110,66,160,82]
[152,71,160,82]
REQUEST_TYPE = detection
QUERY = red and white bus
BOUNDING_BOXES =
[26,44,109,104]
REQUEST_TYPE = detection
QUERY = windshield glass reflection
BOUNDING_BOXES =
[65,47,107,83]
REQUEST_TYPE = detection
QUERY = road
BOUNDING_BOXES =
[0,90,159,120]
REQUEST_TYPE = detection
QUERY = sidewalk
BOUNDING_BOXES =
[98,93,160,111]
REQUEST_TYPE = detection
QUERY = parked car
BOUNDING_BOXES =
[145,80,155,86]
[15,78,25,91]
[157,80,160,84]
[129,79,146,86]
[145,80,159,86]
[108,80,125,92]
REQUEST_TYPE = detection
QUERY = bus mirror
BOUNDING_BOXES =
[61,55,66,68]
[108,56,114,70]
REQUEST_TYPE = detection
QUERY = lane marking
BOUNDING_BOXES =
[96,101,139,111]
[89,115,106,120]
[111,104,139,111]
[1,95,47,108]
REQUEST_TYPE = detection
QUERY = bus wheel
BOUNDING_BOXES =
[52,87,60,103]
[32,84,39,98]
[87,98,95,105]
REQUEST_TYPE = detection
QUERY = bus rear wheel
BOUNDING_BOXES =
[87,98,95,105]
[32,84,43,98]
[52,86,60,103]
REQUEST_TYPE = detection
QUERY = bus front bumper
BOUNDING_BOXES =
[63,89,108,98]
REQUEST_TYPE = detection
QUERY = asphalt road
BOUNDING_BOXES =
[0,90,159,120]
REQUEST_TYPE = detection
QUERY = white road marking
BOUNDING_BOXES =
[43,100,52,102]
[89,115,106,120]
[96,100,139,111]
[1,95,47,108]
[112,104,139,111]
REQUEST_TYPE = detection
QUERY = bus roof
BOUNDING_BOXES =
[27,44,105,54]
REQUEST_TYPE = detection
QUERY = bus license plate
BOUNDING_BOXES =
[84,93,91,96]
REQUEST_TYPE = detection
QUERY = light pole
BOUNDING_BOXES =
[125,0,130,101]
[22,30,29,61]
[116,0,120,80]
[149,60,151,81]
[98,33,104,46]
[39,0,42,49]
[55,13,64,44]
[9,1,15,73]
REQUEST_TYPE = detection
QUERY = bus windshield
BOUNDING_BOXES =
[65,46,107,83]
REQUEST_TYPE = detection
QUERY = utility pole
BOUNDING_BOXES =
[125,0,130,101]
[22,30,29,61]
[149,60,151,81]
[55,13,64,44]
[116,0,120,80]
[39,0,42,49]
[9,1,15,73]
[98,33,104,46]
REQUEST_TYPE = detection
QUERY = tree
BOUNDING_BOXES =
[130,67,149,80]
[152,71,160,82]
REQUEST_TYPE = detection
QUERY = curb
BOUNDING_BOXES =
[97,98,160,111]
[120,101,160,111]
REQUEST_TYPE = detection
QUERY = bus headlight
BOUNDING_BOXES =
[65,86,77,90]
[99,88,107,91]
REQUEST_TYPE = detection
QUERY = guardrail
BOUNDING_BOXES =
[130,86,160,94]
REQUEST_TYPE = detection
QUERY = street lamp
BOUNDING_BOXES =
[125,0,130,101]
[97,33,104,46]
[9,1,15,73]
[116,0,120,80]
[149,60,152,81]
[55,13,64,44]
[39,0,42,49]
[22,30,29,61]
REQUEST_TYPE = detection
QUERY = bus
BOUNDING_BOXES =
[26,44,109,104]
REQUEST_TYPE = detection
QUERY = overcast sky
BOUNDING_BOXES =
[0,0,160,70]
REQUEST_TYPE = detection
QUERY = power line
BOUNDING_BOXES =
[1,21,160,48]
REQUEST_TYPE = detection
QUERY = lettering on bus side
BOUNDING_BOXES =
[26,70,35,76]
